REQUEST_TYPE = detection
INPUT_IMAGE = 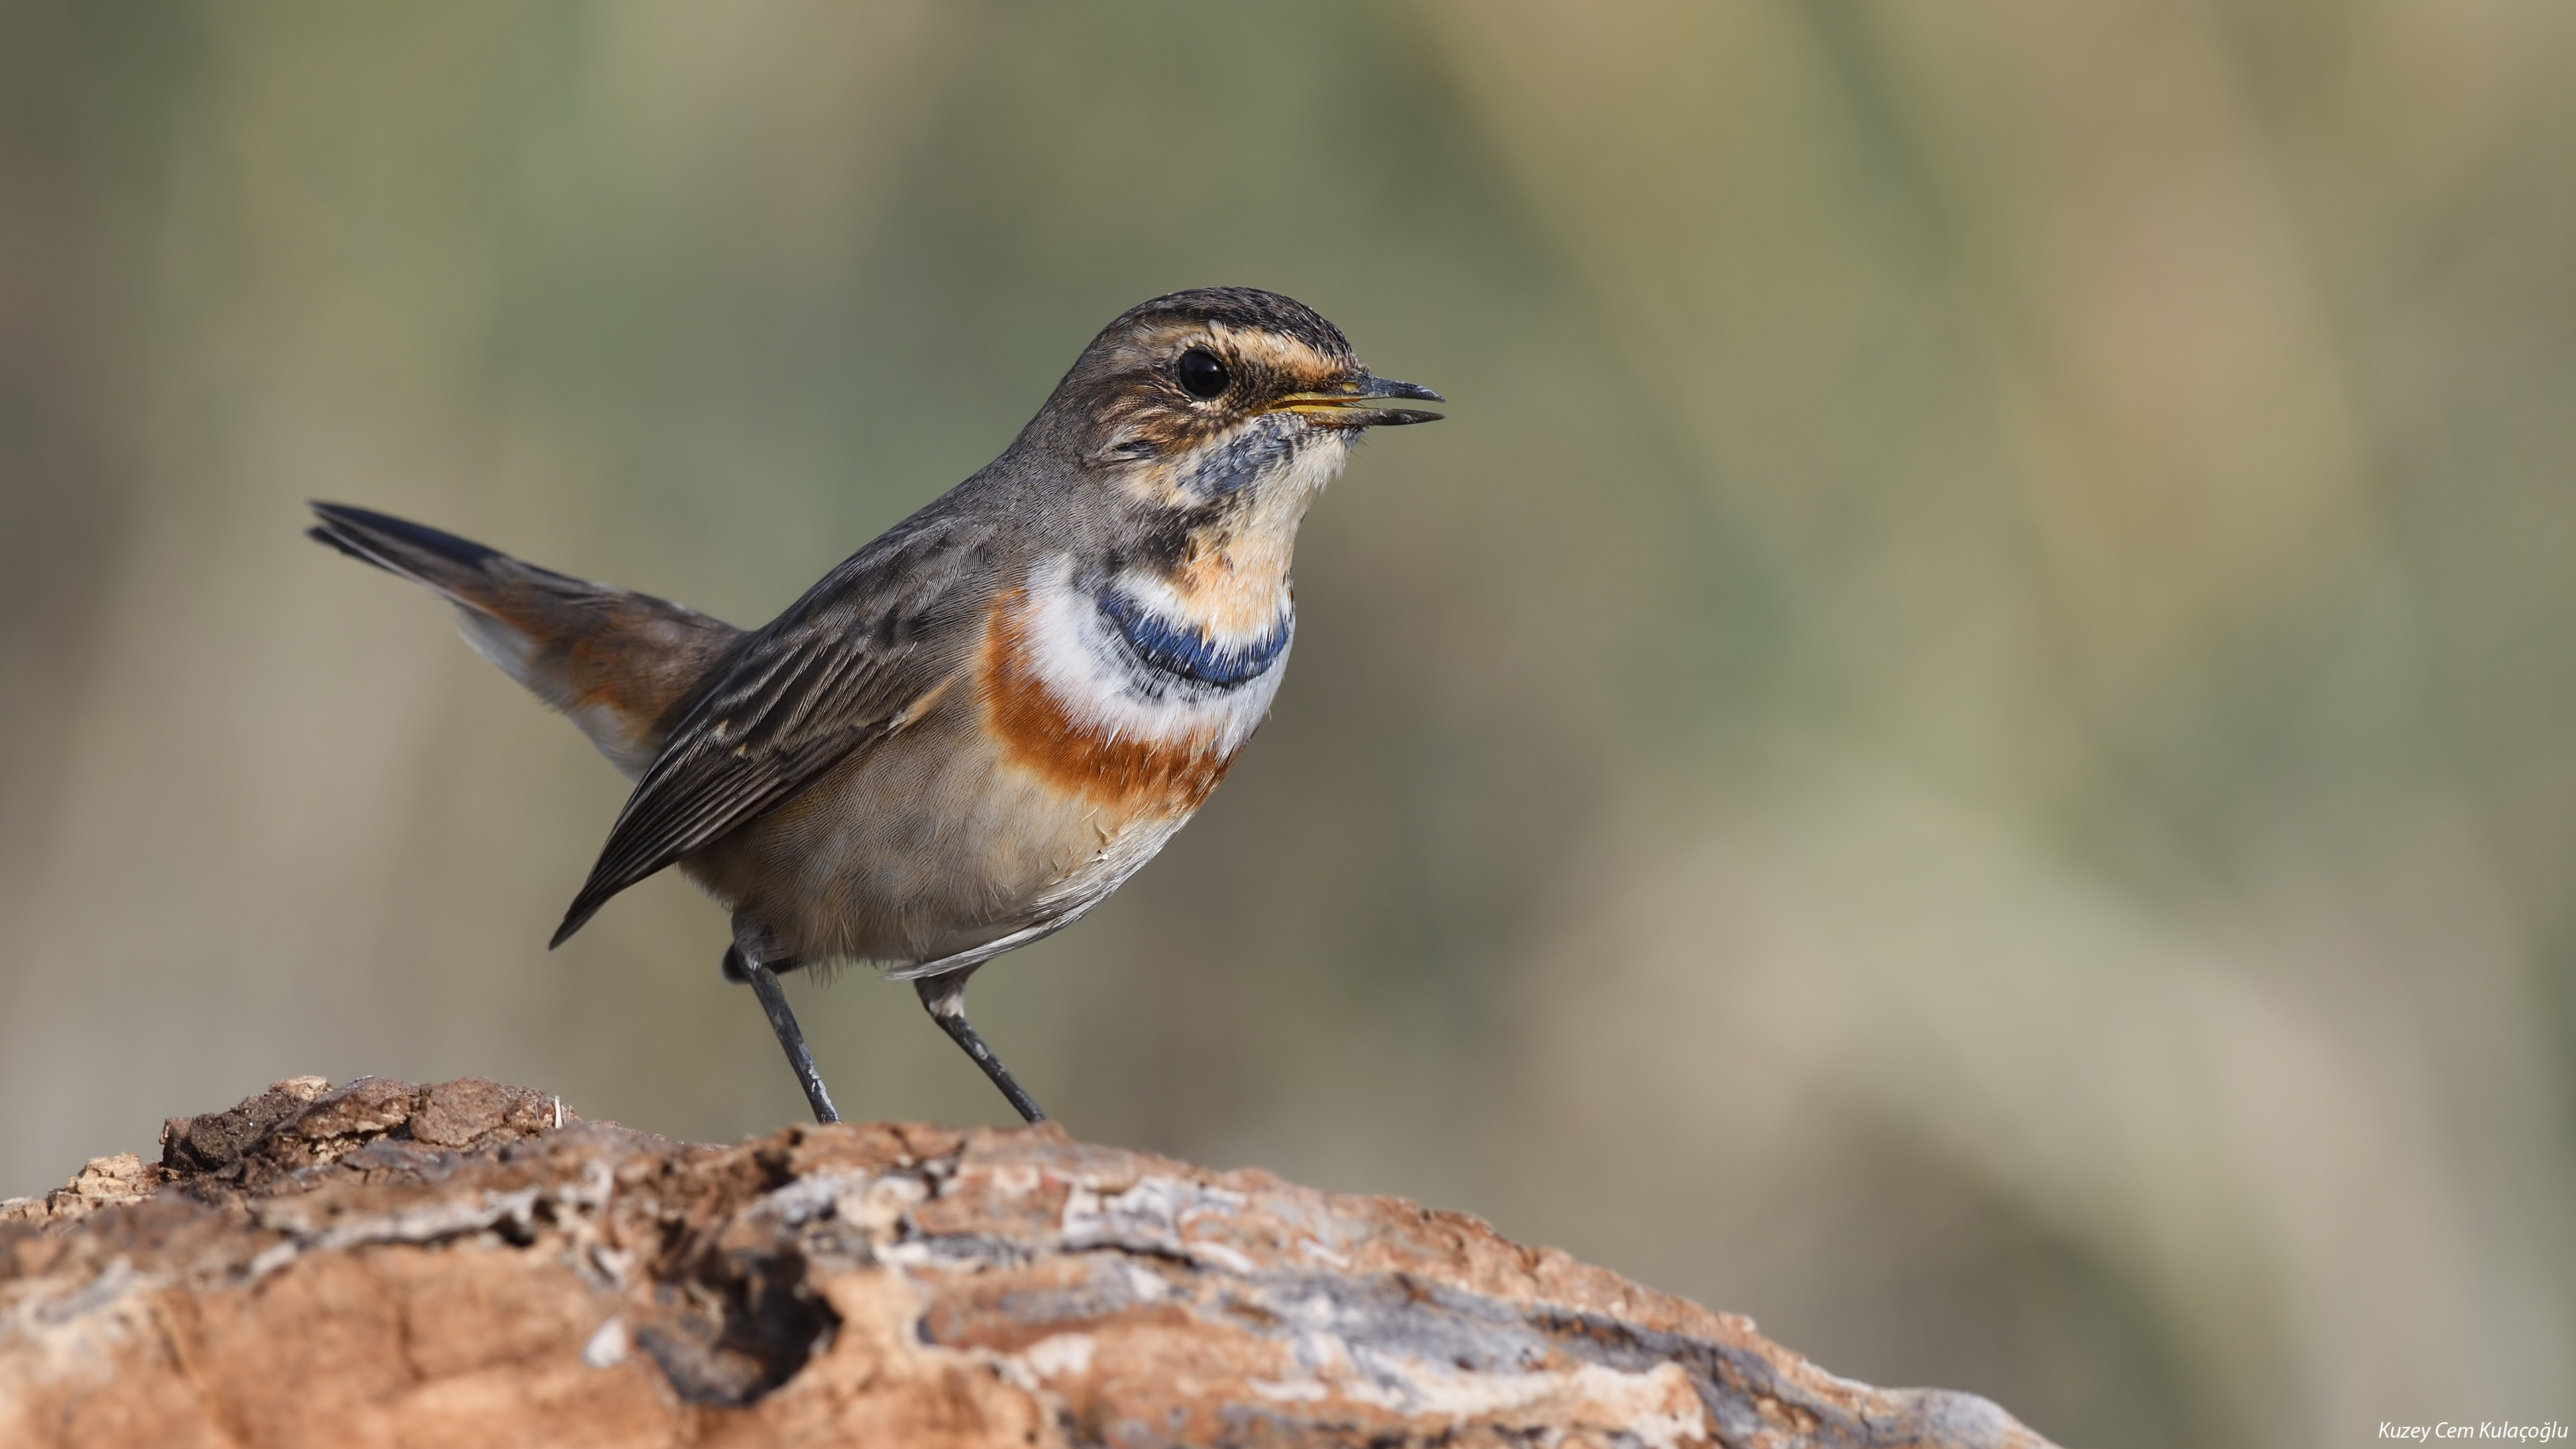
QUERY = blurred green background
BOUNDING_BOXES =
[4,3,2573,1444]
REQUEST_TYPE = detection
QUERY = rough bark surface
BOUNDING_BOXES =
[1,1077,2059,1448]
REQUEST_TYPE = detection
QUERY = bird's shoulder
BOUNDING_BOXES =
[706,506,1006,741]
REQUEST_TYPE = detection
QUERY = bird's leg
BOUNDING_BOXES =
[726,943,841,1125]
[916,971,1046,1123]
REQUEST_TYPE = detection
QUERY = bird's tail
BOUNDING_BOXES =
[307,502,743,780]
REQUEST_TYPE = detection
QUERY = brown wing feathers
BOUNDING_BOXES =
[546,521,995,947]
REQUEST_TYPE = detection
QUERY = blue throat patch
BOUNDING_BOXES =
[1096,588,1289,688]
[1185,423,1298,496]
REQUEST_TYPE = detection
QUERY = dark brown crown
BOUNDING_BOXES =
[1099,287,1356,365]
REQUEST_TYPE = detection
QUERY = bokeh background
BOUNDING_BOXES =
[4,3,2573,1444]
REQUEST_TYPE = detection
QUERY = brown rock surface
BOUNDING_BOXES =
[1,1077,2059,1448]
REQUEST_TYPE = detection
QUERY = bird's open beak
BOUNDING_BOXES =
[1273,373,1446,429]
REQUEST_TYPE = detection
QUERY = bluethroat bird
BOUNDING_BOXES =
[307,287,1442,1125]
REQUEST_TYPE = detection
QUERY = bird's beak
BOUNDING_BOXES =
[1273,373,1446,429]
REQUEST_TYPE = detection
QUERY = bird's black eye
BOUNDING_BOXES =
[1176,347,1230,400]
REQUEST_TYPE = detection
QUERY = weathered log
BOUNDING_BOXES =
[1,1077,2059,1448]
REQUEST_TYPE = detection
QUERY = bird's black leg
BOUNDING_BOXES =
[727,945,841,1125]
[916,971,1046,1123]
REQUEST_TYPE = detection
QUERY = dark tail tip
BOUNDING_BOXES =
[305,521,384,566]
[306,501,504,570]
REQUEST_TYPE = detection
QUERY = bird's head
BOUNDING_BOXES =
[1026,287,1442,521]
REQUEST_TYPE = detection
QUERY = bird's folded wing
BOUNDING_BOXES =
[550,521,997,947]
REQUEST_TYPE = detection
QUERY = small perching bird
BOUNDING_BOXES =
[307,287,1442,1124]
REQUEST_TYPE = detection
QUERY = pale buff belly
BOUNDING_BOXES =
[677,698,1198,969]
